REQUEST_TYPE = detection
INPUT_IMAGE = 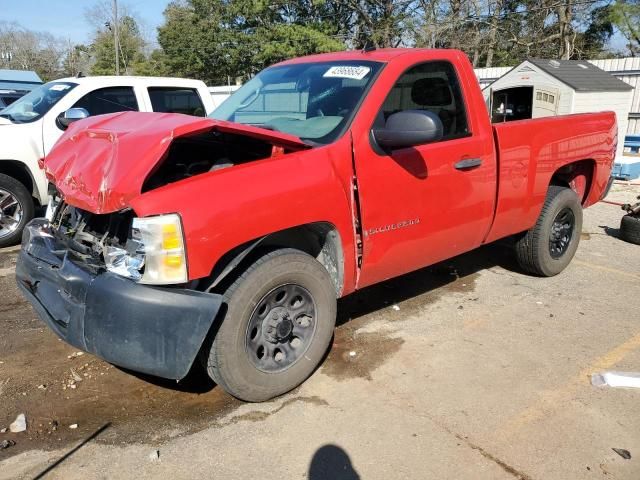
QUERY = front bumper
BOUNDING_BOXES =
[15,219,223,380]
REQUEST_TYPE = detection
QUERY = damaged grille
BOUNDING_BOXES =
[51,202,134,269]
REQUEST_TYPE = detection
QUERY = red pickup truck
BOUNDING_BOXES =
[16,49,616,401]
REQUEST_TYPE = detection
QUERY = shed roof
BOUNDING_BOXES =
[528,58,633,92]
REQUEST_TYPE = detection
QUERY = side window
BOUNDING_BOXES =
[147,87,206,117]
[72,87,138,116]
[379,61,469,141]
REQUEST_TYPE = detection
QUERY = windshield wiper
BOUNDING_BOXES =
[0,113,16,122]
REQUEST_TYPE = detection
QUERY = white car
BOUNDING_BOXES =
[0,76,215,247]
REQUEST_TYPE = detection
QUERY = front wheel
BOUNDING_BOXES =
[0,173,34,248]
[204,248,337,402]
[515,185,583,277]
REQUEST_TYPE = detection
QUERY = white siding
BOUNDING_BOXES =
[573,90,633,158]
[475,66,511,89]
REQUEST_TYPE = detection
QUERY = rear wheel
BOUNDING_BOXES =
[515,185,583,276]
[204,248,336,402]
[0,173,34,248]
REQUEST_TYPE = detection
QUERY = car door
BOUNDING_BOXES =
[353,60,496,287]
[42,86,139,155]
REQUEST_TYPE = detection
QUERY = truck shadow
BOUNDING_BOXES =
[337,242,519,326]
[134,241,520,393]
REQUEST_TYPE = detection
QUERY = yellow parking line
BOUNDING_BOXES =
[573,259,640,281]
[496,331,640,439]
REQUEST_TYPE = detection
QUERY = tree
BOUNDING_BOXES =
[0,22,66,81]
[61,43,92,77]
[609,0,640,56]
[89,15,147,75]
[576,5,615,58]
[157,0,345,84]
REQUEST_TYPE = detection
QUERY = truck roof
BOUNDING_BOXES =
[275,48,459,66]
[51,76,207,88]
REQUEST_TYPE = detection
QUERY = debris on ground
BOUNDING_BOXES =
[591,371,640,389]
[67,352,84,360]
[70,369,83,382]
[0,428,6,433]
[37,384,46,390]
[69,424,78,429]
[149,449,160,461]
[612,448,631,460]
[349,351,356,357]
[392,305,400,311]
[9,414,26,433]
[0,439,15,450]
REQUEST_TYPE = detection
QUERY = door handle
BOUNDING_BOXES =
[454,158,482,170]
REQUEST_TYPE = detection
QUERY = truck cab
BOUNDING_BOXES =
[0,76,215,247]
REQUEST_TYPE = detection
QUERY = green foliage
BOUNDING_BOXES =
[609,0,640,55]
[90,15,147,75]
[157,0,345,84]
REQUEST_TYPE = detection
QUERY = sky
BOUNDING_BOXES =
[1,0,171,44]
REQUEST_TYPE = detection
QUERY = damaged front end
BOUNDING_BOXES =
[16,111,311,379]
[15,206,223,380]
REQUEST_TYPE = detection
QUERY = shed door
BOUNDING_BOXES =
[532,87,560,118]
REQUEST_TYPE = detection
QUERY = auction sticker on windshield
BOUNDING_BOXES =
[50,84,71,91]
[323,66,371,80]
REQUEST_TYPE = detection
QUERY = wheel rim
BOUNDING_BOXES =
[245,283,317,373]
[0,188,23,240]
[549,207,575,259]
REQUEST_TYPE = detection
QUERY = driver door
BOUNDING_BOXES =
[353,60,497,287]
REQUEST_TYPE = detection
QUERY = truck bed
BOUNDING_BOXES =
[485,112,617,243]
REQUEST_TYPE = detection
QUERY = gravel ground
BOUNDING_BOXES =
[0,183,639,480]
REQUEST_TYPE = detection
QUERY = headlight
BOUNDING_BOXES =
[103,213,188,285]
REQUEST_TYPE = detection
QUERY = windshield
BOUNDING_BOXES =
[0,81,77,123]
[210,61,382,144]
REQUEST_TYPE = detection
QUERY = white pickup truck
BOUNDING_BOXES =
[0,76,215,247]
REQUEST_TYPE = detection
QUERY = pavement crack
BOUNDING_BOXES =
[214,396,329,428]
[453,432,534,480]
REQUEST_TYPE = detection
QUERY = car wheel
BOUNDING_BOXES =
[204,248,337,402]
[620,214,640,245]
[0,173,34,248]
[515,185,583,277]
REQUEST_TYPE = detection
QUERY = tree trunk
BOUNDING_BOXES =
[485,5,500,67]
[557,0,573,60]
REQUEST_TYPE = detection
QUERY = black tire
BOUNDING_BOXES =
[515,185,583,277]
[620,214,640,245]
[204,248,337,402]
[0,173,34,248]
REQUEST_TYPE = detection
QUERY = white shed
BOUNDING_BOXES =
[483,58,634,159]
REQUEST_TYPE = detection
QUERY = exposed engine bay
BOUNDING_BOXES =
[48,200,134,271]
[142,130,289,192]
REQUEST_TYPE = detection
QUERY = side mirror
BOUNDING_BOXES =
[373,110,443,149]
[57,108,89,129]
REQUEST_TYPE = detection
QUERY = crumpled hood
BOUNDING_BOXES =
[44,111,309,214]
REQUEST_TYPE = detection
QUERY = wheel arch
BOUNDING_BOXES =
[202,222,344,297]
[0,160,38,203]
[549,159,595,205]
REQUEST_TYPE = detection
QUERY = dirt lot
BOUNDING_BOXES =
[1,183,639,480]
